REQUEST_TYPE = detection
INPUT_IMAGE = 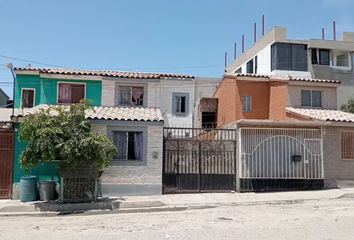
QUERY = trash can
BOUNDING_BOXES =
[20,176,38,202]
[38,180,56,201]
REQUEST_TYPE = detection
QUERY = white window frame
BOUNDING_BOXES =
[20,88,36,108]
[242,95,252,112]
[56,82,86,104]
[301,90,323,108]
[341,131,354,161]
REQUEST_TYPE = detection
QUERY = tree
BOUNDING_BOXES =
[19,100,118,173]
[340,97,354,114]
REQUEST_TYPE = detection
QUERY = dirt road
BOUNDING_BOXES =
[0,198,353,240]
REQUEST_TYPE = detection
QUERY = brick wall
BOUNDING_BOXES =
[100,126,163,186]
[323,126,354,187]
[91,124,108,135]
[101,81,115,107]
[287,85,337,110]
[269,81,288,120]
[147,82,160,108]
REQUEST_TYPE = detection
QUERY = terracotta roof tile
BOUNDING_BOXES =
[286,107,354,123]
[225,73,340,84]
[14,67,193,79]
[13,105,164,122]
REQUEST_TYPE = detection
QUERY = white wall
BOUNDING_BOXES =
[256,44,272,74]
[238,44,271,74]
[159,79,194,127]
[271,70,312,78]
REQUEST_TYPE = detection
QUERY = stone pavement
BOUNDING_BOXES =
[1,188,354,217]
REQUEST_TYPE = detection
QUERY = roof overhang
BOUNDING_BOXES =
[235,119,330,128]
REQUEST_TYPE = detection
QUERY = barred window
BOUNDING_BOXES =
[341,132,354,160]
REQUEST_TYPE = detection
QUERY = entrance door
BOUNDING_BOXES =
[0,132,14,199]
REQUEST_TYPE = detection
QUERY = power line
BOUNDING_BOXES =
[0,54,65,68]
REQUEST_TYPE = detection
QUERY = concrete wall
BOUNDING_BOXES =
[225,26,286,73]
[91,124,163,196]
[160,79,194,127]
[101,78,160,108]
[323,126,354,188]
[311,64,354,108]
[287,85,338,110]
[0,90,8,108]
[194,77,221,99]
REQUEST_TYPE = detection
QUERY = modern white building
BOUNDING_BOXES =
[225,26,354,108]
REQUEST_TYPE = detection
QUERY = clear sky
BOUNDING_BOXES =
[0,0,353,99]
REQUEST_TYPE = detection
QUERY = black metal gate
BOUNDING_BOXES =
[163,127,236,193]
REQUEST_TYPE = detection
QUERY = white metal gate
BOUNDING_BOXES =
[239,128,324,191]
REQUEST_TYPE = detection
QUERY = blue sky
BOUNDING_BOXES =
[0,0,353,99]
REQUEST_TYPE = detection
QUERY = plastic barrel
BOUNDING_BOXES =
[20,176,38,202]
[38,181,55,201]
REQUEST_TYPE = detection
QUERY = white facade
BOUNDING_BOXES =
[159,78,194,127]
[101,77,194,127]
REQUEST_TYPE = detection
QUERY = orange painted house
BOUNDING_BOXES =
[213,73,343,126]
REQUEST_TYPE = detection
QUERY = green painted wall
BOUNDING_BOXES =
[15,74,102,107]
[15,75,42,108]
[12,123,60,183]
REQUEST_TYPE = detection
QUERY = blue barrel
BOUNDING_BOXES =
[20,176,38,202]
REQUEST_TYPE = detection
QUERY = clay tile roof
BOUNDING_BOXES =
[13,105,164,122]
[286,107,354,123]
[225,73,340,84]
[13,67,193,79]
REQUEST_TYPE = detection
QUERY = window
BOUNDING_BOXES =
[311,48,330,66]
[246,59,254,73]
[176,96,186,113]
[21,89,35,108]
[336,53,349,66]
[271,43,308,71]
[118,86,144,106]
[235,67,242,73]
[255,55,258,74]
[319,49,330,65]
[341,132,354,160]
[113,131,143,161]
[58,83,85,104]
[242,95,252,112]
[172,93,189,115]
[301,90,322,107]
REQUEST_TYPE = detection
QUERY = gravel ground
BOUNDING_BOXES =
[0,198,354,240]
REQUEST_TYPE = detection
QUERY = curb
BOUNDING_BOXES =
[0,193,350,217]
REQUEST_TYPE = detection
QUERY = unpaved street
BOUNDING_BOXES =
[0,198,354,240]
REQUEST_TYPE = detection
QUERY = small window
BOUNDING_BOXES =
[176,96,186,113]
[235,67,242,73]
[336,53,349,67]
[113,131,143,161]
[242,95,252,112]
[255,55,258,74]
[341,132,354,160]
[58,83,85,104]
[118,86,144,107]
[319,49,330,65]
[21,89,35,108]
[301,90,322,107]
[246,59,254,73]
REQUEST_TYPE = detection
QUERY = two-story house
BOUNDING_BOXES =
[225,26,354,109]
[10,67,192,198]
[211,72,354,192]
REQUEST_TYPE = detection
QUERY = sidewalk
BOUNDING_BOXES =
[1,188,354,217]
